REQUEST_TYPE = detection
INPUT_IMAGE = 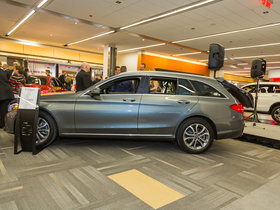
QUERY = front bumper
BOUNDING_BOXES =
[4,110,17,134]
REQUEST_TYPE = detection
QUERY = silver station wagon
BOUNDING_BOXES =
[5,71,251,153]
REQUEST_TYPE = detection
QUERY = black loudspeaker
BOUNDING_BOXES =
[251,59,266,79]
[208,43,225,70]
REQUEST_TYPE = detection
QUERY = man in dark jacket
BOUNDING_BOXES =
[0,62,14,128]
[75,62,93,92]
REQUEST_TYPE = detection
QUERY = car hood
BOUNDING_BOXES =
[40,92,77,102]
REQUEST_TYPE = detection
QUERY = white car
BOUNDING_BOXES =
[241,82,280,122]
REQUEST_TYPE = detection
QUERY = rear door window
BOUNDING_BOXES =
[149,78,177,95]
[191,80,225,98]
[178,79,195,95]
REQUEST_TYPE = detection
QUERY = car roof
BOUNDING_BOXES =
[115,71,216,82]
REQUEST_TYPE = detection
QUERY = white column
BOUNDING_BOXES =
[103,45,109,79]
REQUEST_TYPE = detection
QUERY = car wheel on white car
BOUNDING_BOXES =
[271,105,280,123]
[177,117,214,154]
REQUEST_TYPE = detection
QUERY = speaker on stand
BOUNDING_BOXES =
[208,43,225,78]
[249,59,266,123]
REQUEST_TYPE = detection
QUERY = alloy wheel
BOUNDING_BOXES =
[36,117,50,144]
[183,123,210,150]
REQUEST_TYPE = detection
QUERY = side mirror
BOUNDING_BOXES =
[89,87,101,98]
[89,88,101,99]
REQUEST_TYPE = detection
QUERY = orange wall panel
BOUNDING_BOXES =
[79,53,103,64]
[138,54,209,76]
[23,45,53,57]
[53,48,79,61]
[0,40,23,53]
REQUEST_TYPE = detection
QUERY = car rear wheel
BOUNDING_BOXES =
[271,105,280,123]
[177,118,214,154]
[36,111,57,148]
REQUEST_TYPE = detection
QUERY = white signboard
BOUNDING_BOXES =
[18,87,40,110]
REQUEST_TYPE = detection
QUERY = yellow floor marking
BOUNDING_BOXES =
[108,169,184,209]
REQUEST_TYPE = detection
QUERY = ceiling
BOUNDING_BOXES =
[0,0,280,75]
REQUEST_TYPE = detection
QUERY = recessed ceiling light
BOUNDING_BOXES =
[6,0,49,36]
[173,52,201,56]
[234,54,280,59]
[118,43,165,53]
[225,42,280,51]
[66,30,115,46]
[120,0,215,30]
[143,52,207,66]
[173,22,280,43]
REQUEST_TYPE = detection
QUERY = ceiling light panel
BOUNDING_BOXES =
[74,31,158,51]
[0,2,30,35]
[11,12,107,46]
[126,0,279,43]
[46,0,198,28]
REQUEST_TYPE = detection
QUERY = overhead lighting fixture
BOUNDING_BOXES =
[37,0,49,8]
[173,52,201,56]
[234,54,280,59]
[118,43,165,53]
[229,65,238,69]
[237,63,248,65]
[120,0,215,30]
[6,10,35,36]
[66,30,115,46]
[173,22,280,43]
[226,42,280,51]
[6,0,49,36]
[17,39,41,47]
[267,61,280,64]
[143,52,207,66]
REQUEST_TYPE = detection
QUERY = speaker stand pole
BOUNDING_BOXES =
[253,79,260,124]
[213,70,217,78]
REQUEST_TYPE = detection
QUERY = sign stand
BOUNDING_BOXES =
[14,87,41,155]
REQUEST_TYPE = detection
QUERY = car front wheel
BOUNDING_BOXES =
[271,105,280,123]
[36,111,57,149]
[177,118,214,154]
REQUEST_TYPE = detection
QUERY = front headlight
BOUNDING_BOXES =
[8,103,19,112]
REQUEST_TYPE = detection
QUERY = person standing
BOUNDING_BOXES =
[139,63,146,71]
[58,71,67,86]
[120,66,127,73]
[0,62,14,128]
[9,66,26,97]
[1,63,9,71]
[75,62,93,92]
[110,66,134,93]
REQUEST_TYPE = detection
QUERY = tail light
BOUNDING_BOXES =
[230,104,244,113]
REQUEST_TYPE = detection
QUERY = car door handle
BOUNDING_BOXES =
[123,97,136,102]
[177,100,190,104]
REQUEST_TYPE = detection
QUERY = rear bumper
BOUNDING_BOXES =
[216,121,244,139]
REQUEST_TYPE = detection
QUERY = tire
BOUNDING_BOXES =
[177,117,214,154]
[36,111,57,149]
[271,105,280,123]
